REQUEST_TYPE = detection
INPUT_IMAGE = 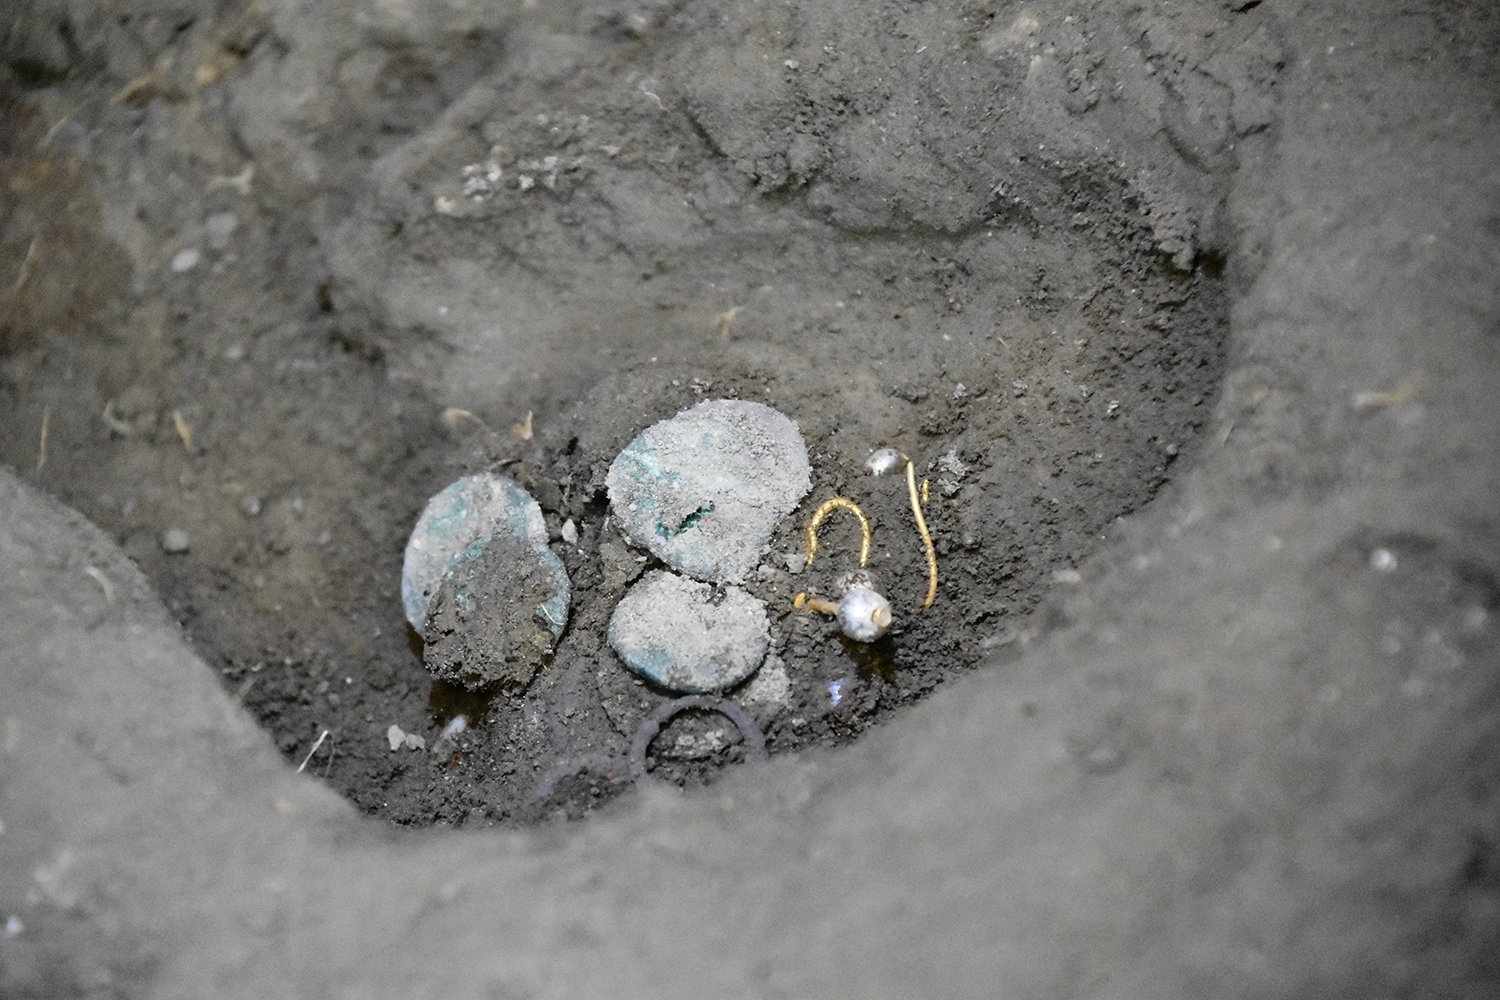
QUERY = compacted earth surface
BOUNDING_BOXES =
[1,0,1497,997]
[1,0,1234,824]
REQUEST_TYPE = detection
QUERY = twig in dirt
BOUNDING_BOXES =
[441,407,495,436]
[511,410,533,441]
[1352,380,1418,411]
[83,566,115,604]
[13,237,37,292]
[35,406,50,475]
[101,400,133,436]
[114,67,187,106]
[234,676,257,703]
[296,729,330,774]
[172,409,194,452]
[40,102,85,147]
[206,163,255,197]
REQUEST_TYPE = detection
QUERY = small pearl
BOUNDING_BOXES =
[864,447,903,477]
[837,586,892,642]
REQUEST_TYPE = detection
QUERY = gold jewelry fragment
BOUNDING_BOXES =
[904,460,939,610]
[804,497,872,569]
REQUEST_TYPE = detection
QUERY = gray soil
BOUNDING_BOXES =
[1,0,1497,997]
[0,0,1229,825]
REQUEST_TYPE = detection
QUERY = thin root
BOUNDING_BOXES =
[905,459,939,610]
[83,565,114,604]
[441,407,495,435]
[172,409,194,452]
[101,400,133,436]
[511,410,534,440]
[36,405,49,475]
[296,729,330,774]
[805,497,871,569]
[13,237,37,292]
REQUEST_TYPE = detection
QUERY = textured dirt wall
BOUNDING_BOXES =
[1,1,1497,998]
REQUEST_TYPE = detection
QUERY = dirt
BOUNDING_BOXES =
[2,1,1498,997]
[0,0,1228,825]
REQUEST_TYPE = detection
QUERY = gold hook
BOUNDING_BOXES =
[801,450,939,613]
[804,497,872,569]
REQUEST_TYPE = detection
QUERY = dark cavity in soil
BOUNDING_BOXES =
[0,2,1231,826]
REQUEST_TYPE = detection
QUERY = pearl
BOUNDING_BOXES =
[864,447,904,477]
[837,585,893,642]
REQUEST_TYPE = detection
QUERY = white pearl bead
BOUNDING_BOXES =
[864,447,903,477]
[837,586,892,642]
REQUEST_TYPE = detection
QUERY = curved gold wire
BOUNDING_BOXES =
[804,497,872,569]
[803,456,938,612]
[905,460,939,610]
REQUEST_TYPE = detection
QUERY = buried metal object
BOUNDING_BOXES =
[401,472,570,690]
[400,472,553,636]
[606,398,812,584]
[607,570,770,694]
[422,530,570,691]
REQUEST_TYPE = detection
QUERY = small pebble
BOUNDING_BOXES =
[864,447,903,477]
[386,724,405,751]
[239,494,262,518]
[170,248,201,273]
[204,211,239,251]
[432,715,468,754]
[161,527,190,554]
[560,518,579,546]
